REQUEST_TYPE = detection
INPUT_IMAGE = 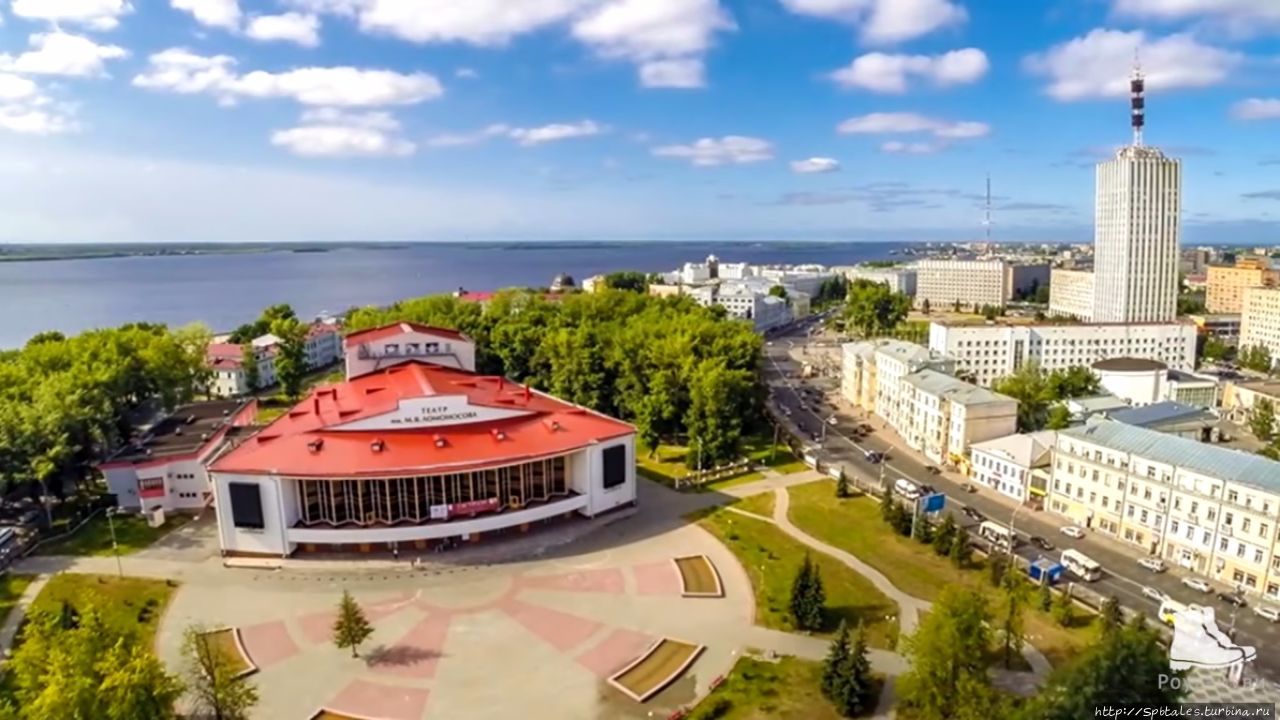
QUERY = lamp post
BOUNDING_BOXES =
[105,507,123,578]
[1006,503,1025,559]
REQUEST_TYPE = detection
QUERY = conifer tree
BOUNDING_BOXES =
[332,590,375,658]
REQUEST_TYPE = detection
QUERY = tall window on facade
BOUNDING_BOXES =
[228,482,265,529]
[602,445,627,489]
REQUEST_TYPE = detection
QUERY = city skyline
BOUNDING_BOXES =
[0,0,1278,244]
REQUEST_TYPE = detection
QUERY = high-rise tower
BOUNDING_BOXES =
[1091,61,1181,323]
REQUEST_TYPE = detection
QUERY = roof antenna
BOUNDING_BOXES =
[1130,48,1145,148]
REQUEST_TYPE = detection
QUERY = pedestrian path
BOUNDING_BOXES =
[0,574,47,658]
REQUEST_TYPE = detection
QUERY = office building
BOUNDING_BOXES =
[1090,358,1219,409]
[899,369,1018,466]
[1186,313,1242,345]
[915,259,1008,310]
[836,266,917,296]
[1240,287,1280,365]
[970,430,1056,503]
[929,321,1198,387]
[1207,261,1278,314]
[1047,419,1280,599]
[1048,268,1095,321]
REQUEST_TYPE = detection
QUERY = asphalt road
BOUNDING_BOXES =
[762,319,1280,684]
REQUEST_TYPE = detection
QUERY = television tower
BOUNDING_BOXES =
[1131,52,1145,147]
[982,173,993,244]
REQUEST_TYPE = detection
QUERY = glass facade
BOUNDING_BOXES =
[295,455,570,527]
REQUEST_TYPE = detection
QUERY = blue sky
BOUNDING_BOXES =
[0,0,1278,244]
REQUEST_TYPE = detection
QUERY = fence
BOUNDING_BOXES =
[674,460,754,490]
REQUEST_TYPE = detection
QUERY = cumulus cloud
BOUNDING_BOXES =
[11,0,132,31]
[1233,98,1280,121]
[880,140,939,154]
[0,31,128,77]
[1112,0,1280,35]
[838,112,989,138]
[455,67,479,79]
[271,107,414,157]
[1024,29,1241,101]
[790,157,841,174]
[246,13,321,47]
[652,135,773,166]
[172,0,241,30]
[133,49,444,107]
[780,0,966,44]
[572,0,733,88]
[0,72,75,135]
[830,48,987,93]
[425,121,604,147]
[638,58,705,89]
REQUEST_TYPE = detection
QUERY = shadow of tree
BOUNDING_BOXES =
[363,644,442,668]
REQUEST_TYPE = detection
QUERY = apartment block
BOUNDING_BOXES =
[1206,262,1278,314]
[914,259,1008,310]
[899,369,1018,466]
[1240,287,1280,364]
[1048,268,1095,321]
[1048,419,1280,599]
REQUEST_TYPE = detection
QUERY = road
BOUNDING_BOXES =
[762,317,1280,684]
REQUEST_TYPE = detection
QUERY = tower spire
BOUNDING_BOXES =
[983,173,992,244]
[1131,50,1145,147]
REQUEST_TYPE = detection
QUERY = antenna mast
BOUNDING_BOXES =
[983,173,993,244]
[1131,51,1145,147]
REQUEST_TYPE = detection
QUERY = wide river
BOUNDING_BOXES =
[0,241,906,348]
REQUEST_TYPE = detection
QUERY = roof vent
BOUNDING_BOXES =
[371,439,385,453]
[185,415,197,425]
[433,434,447,448]
[200,433,210,441]
[307,438,324,454]
[174,427,183,436]
[491,429,507,442]
[546,420,562,432]
[222,409,231,415]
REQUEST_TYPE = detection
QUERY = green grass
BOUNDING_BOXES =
[700,508,898,650]
[686,656,861,720]
[638,435,801,490]
[732,492,776,519]
[785,481,1097,667]
[35,512,191,557]
[705,472,766,491]
[27,574,175,647]
[0,574,35,629]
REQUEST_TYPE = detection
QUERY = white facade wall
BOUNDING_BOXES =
[915,260,1008,309]
[837,267,917,296]
[305,329,342,369]
[344,330,477,379]
[928,322,1197,388]
[1048,269,1095,321]
[972,449,1032,501]
[1093,147,1181,324]
[1097,368,1164,406]
[106,458,213,513]
[1240,287,1280,366]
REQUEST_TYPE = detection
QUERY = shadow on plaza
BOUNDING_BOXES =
[363,644,443,668]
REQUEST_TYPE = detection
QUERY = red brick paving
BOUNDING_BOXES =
[498,599,603,653]
[368,612,452,680]
[297,593,415,645]
[632,561,682,596]
[574,628,655,679]
[238,620,301,669]
[325,678,430,720]
[518,568,625,594]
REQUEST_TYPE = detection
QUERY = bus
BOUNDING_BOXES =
[894,478,921,502]
[1061,549,1103,582]
[978,521,1015,550]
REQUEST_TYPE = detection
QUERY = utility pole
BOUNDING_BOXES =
[106,507,123,578]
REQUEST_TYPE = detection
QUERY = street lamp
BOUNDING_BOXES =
[1006,503,1025,559]
[105,507,123,578]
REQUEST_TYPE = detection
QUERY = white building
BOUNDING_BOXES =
[899,369,1018,466]
[1092,358,1219,408]
[680,261,713,285]
[100,400,257,513]
[759,268,837,297]
[914,259,1008,310]
[305,322,342,369]
[970,430,1057,502]
[206,343,278,398]
[1048,268,1096,321]
[718,262,752,280]
[687,281,792,333]
[835,266,917,296]
[871,341,957,433]
[928,321,1198,388]
[344,322,477,379]
[1092,147,1181,323]
[1240,287,1280,366]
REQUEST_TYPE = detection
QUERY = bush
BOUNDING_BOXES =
[691,697,734,720]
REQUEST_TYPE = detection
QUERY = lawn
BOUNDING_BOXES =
[0,574,34,629]
[638,435,803,490]
[785,481,1096,667]
[35,512,191,557]
[27,573,175,647]
[732,492,776,519]
[686,656,869,720]
[699,508,898,650]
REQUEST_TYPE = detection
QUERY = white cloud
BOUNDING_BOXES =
[652,135,773,166]
[0,31,128,77]
[790,157,841,173]
[1233,98,1280,120]
[11,0,132,31]
[246,13,321,47]
[1112,0,1280,35]
[831,48,987,93]
[508,120,603,146]
[455,67,479,79]
[0,74,37,102]
[1024,29,1242,101]
[780,0,966,44]
[172,0,241,30]
[0,73,74,135]
[346,0,589,45]
[639,58,704,88]
[272,108,414,157]
[880,140,938,154]
[572,0,733,88]
[134,50,444,107]
[426,121,603,147]
[837,112,989,138]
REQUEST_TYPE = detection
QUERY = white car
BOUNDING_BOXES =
[1142,586,1168,603]
[1059,525,1085,539]
[1181,577,1213,593]
[1138,557,1167,573]
[1253,605,1280,623]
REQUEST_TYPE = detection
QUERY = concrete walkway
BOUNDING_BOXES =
[0,575,47,658]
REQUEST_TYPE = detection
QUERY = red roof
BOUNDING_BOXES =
[343,322,469,349]
[207,342,244,359]
[307,322,339,339]
[209,361,633,478]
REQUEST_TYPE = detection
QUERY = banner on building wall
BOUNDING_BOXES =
[429,504,448,521]
[447,497,500,519]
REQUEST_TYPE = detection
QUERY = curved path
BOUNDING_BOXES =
[733,486,1052,678]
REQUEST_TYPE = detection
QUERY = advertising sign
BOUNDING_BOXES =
[429,504,448,521]
[447,497,500,519]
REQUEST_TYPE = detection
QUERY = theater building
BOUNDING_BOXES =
[208,332,636,557]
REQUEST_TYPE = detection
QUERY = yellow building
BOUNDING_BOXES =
[1205,260,1278,314]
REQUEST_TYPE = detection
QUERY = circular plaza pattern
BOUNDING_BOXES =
[155,519,757,720]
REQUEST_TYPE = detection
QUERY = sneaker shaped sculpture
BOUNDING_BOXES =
[1169,605,1257,671]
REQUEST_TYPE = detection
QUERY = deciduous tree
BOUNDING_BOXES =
[184,625,259,720]
[897,587,993,720]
